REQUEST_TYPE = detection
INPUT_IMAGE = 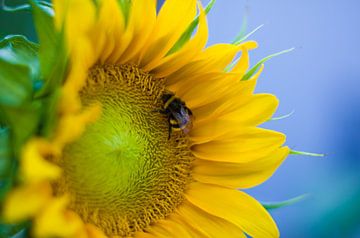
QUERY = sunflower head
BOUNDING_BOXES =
[0,0,290,237]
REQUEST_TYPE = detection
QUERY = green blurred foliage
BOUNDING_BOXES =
[0,0,51,42]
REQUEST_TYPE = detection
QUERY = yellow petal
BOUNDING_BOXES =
[134,232,156,238]
[96,0,126,64]
[21,139,61,183]
[220,93,278,125]
[139,0,197,68]
[149,3,208,77]
[191,127,286,163]
[86,223,108,238]
[166,41,256,86]
[118,0,157,64]
[186,182,280,238]
[190,77,257,123]
[54,104,101,149]
[3,182,52,223]
[174,73,238,110]
[208,65,265,119]
[231,44,256,77]
[176,202,246,238]
[190,94,278,144]
[53,0,96,52]
[193,147,289,189]
[191,59,261,120]
[59,37,95,114]
[33,196,84,237]
[146,215,200,238]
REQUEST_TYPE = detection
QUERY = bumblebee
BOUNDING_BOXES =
[160,92,193,139]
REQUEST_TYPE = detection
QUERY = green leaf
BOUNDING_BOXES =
[0,222,30,238]
[1,102,41,156]
[30,0,68,97]
[0,128,11,179]
[241,48,295,81]
[0,59,32,107]
[0,127,15,204]
[167,0,216,55]
[262,194,309,210]
[0,35,39,104]
[290,149,325,157]
[1,0,52,13]
[0,35,39,79]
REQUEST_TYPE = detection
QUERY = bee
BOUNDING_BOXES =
[160,92,193,139]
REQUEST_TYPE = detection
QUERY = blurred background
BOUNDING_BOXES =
[1,0,359,237]
[203,1,360,237]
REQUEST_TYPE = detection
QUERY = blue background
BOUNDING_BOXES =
[1,0,359,237]
[204,0,360,237]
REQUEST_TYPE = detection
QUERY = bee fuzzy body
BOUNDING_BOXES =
[160,92,193,139]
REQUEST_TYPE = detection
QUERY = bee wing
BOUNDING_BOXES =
[182,117,193,134]
[172,107,190,125]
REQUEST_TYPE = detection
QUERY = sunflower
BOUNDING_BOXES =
[0,0,289,237]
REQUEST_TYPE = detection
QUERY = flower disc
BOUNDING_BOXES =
[53,65,193,236]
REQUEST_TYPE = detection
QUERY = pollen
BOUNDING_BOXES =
[51,65,194,236]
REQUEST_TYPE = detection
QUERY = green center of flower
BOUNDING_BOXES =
[54,65,193,236]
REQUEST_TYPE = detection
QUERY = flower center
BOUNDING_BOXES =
[53,65,193,236]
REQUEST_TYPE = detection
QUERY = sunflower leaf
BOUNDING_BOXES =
[30,0,68,97]
[0,58,32,107]
[1,102,41,156]
[0,127,15,204]
[1,0,52,13]
[0,35,39,80]
[167,0,216,55]
[0,222,30,238]
[0,34,42,153]
[262,194,309,210]
[0,128,11,179]
[290,150,325,157]
[241,48,295,81]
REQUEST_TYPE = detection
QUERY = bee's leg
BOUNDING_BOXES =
[168,118,172,140]
[152,108,167,114]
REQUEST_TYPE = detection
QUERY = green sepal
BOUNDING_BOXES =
[167,0,216,55]
[231,15,248,45]
[268,110,295,121]
[290,149,325,157]
[30,0,68,98]
[262,194,309,210]
[232,24,264,45]
[39,88,61,138]
[224,24,265,72]
[118,0,131,26]
[241,48,295,81]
